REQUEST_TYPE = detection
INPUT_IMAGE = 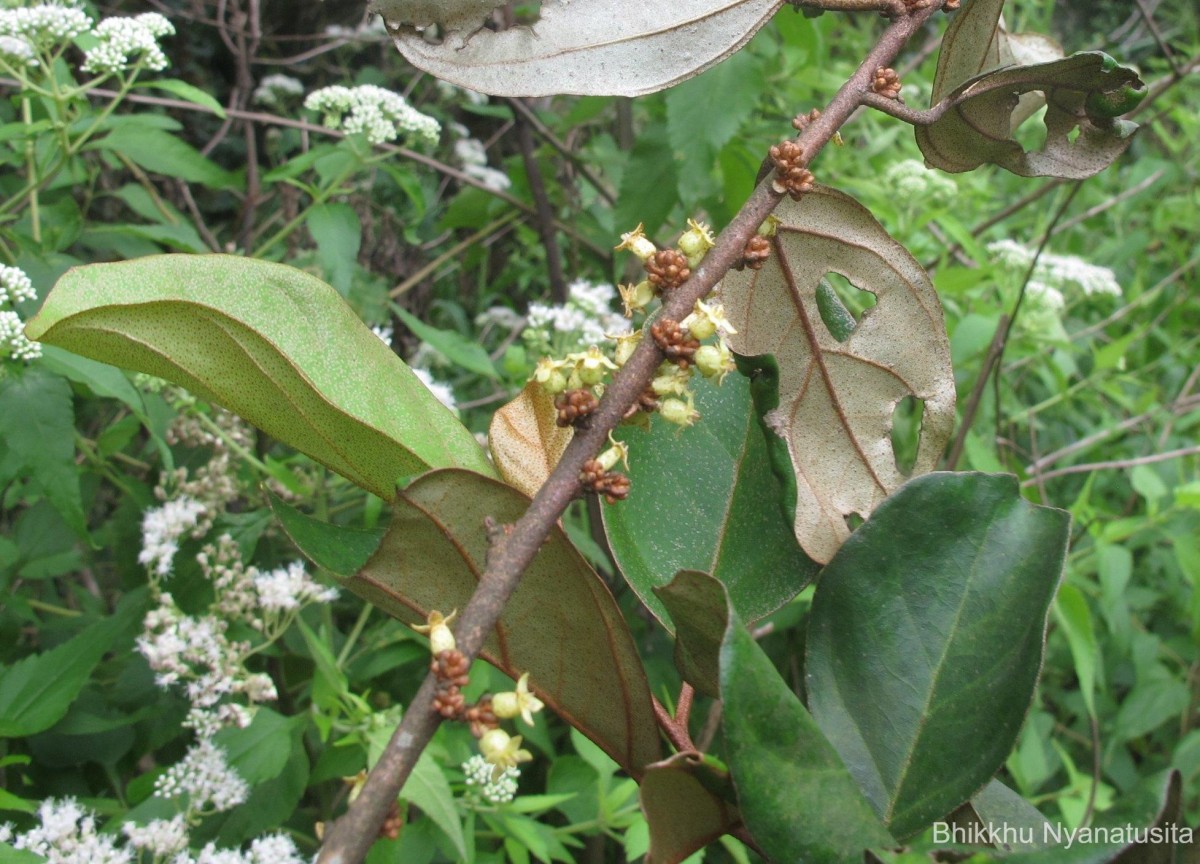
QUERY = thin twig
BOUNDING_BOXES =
[1022,446,1200,486]
[511,99,568,304]
[945,183,1084,469]
[1133,0,1181,76]
[313,8,945,864]
[507,97,617,205]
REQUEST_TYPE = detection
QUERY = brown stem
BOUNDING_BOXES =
[511,99,568,304]
[314,8,944,864]
[508,97,617,205]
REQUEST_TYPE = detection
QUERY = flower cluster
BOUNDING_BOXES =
[988,239,1123,301]
[0,33,36,68]
[463,754,520,804]
[0,4,92,49]
[154,737,251,813]
[2,797,131,864]
[523,279,629,357]
[0,265,40,363]
[81,13,174,75]
[884,159,958,206]
[454,136,512,192]
[305,84,440,145]
[252,73,303,108]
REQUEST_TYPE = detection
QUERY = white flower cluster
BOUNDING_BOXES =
[122,815,190,858]
[463,754,520,804]
[1,800,308,864]
[2,798,132,864]
[138,495,207,577]
[412,366,458,414]
[454,137,511,192]
[0,4,91,48]
[524,279,629,356]
[305,84,440,146]
[988,239,1123,306]
[253,73,303,107]
[0,33,36,68]
[252,559,340,614]
[155,738,250,813]
[0,265,41,363]
[180,834,308,864]
[81,13,174,75]
[884,159,958,205]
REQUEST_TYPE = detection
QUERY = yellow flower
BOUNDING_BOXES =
[618,280,656,317]
[413,609,457,655]
[615,224,657,262]
[491,672,546,726]
[478,728,533,780]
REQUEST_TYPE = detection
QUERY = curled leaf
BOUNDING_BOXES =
[382,0,784,98]
[721,186,955,564]
[919,0,1143,177]
[25,255,495,499]
[488,382,572,498]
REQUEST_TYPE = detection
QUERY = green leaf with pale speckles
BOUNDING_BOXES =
[26,255,495,499]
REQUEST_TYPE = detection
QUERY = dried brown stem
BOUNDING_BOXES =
[512,100,568,304]
[314,8,944,864]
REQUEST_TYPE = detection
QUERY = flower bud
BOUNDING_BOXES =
[596,434,629,473]
[533,357,570,395]
[619,280,656,317]
[695,342,736,384]
[413,609,457,654]
[651,363,691,397]
[678,219,715,268]
[660,396,699,428]
[615,223,657,262]
[568,346,618,386]
[757,215,781,238]
[611,330,642,366]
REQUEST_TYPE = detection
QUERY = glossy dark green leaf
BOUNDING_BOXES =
[277,469,662,776]
[721,610,894,862]
[919,0,1144,180]
[0,367,88,540]
[806,472,1070,838]
[26,255,496,501]
[603,372,817,629]
[640,752,740,864]
[950,780,1055,854]
[654,570,728,699]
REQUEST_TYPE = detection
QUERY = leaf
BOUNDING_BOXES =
[0,600,136,738]
[91,125,241,190]
[488,382,573,499]
[654,570,728,699]
[1054,583,1099,719]
[138,78,228,118]
[402,751,469,861]
[604,370,818,624]
[0,367,88,540]
[640,752,740,864]
[306,203,361,296]
[382,0,784,98]
[615,126,681,240]
[918,0,1143,178]
[721,185,956,564]
[274,470,662,776]
[805,472,1070,838]
[391,306,499,380]
[26,255,495,501]
[951,780,1055,854]
[721,609,894,862]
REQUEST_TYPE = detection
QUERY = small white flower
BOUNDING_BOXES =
[81,14,174,75]
[155,739,249,813]
[0,34,37,67]
[305,84,440,145]
[252,73,304,107]
[138,496,207,577]
[463,754,520,804]
[412,366,458,414]
[0,5,93,47]
[247,833,308,864]
[9,797,133,864]
[254,560,338,612]
[123,815,189,857]
[0,309,41,361]
[0,265,36,307]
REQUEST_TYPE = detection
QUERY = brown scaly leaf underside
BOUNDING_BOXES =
[721,185,955,564]
[488,381,573,499]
